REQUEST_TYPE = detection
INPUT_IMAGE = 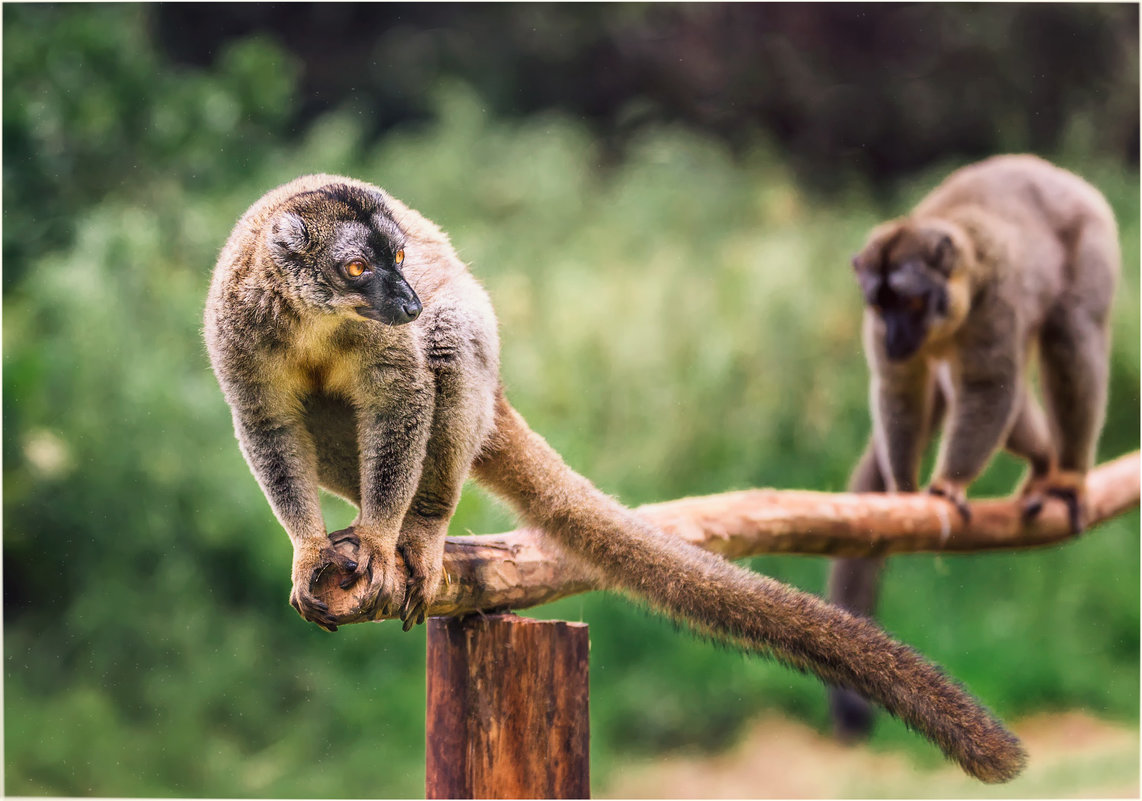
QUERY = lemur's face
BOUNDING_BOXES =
[267,183,421,326]
[852,222,956,362]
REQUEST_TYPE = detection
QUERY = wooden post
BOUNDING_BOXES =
[426,614,590,799]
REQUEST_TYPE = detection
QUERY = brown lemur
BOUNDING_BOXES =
[828,154,1119,739]
[204,174,1026,782]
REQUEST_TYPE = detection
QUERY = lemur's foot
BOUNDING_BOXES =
[290,536,362,631]
[1019,469,1086,534]
[344,526,405,620]
[928,478,972,524]
[397,532,446,632]
[309,526,405,624]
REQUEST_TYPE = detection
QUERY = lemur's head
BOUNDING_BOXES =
[265,181,421,325]
[851,218,970,361]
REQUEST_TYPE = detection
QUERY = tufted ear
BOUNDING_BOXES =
[851,243,877,274]
[922,228,956,276]
[853,221,902,274]
[267,212,310,261]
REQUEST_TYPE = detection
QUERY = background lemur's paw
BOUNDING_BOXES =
[1017,468,1053,522]
[928,479,972,524]
[397,535,446,632]
[1045,471,1087,534]
[1018,470,1086,533]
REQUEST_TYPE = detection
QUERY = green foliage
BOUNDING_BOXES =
[2,4,297,289]
[4,6,1138,797]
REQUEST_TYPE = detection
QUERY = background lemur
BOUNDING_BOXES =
[205,175,1026,782]
[828,154,1119,738]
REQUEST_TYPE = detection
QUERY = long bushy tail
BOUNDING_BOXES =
[472,392,1026,784]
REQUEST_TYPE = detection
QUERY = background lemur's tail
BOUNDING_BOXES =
[472,391,1026,784]
[827,443,889,740]
[826,556,885,736]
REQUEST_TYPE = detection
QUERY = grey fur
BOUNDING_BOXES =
[829,154,1119,738]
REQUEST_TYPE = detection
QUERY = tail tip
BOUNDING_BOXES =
[964,733,1028,784]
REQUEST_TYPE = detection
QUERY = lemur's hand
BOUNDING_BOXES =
[289,535,361,631]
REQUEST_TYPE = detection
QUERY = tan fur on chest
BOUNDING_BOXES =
[277,315,358,397]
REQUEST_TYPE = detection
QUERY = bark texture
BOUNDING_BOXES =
[322,451,1139,621]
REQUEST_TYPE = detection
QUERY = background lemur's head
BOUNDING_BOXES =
[265,182,422,325]
[852,219,967,361]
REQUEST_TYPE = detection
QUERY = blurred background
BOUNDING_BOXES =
[3,3,1138,797]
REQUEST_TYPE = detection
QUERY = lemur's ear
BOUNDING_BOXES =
[852,219,903,274]
[922,228,956,276]
[267,212,310,260]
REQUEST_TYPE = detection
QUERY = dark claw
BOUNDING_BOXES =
[361,573,395,621]
[1047,488,1083,534]
[956,500,972,524]
[297,590,330,615]
[291,593,339,631]
[1068,502,1082,535]
[336,553,371,590]
[928,485,971,523]
[396,544,428,630]
[399,573,422,631]
[329,528,360,547]
[335,563,362,588]
[401,601,426,632]
[1021,496,1044,522]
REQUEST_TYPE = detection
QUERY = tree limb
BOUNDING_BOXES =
[316,451,1139,621]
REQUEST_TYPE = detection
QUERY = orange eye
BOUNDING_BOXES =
[345,259,367,279]
[394,249,405,266]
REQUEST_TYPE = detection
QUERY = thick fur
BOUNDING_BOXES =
[829,154,1119,737]
[206,176,500,629]
[206,174,1027,783]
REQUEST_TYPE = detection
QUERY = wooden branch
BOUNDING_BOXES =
[316,452,1139,621]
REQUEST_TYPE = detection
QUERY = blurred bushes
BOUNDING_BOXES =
[2,3,298,289]
[3,4,1138,797]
